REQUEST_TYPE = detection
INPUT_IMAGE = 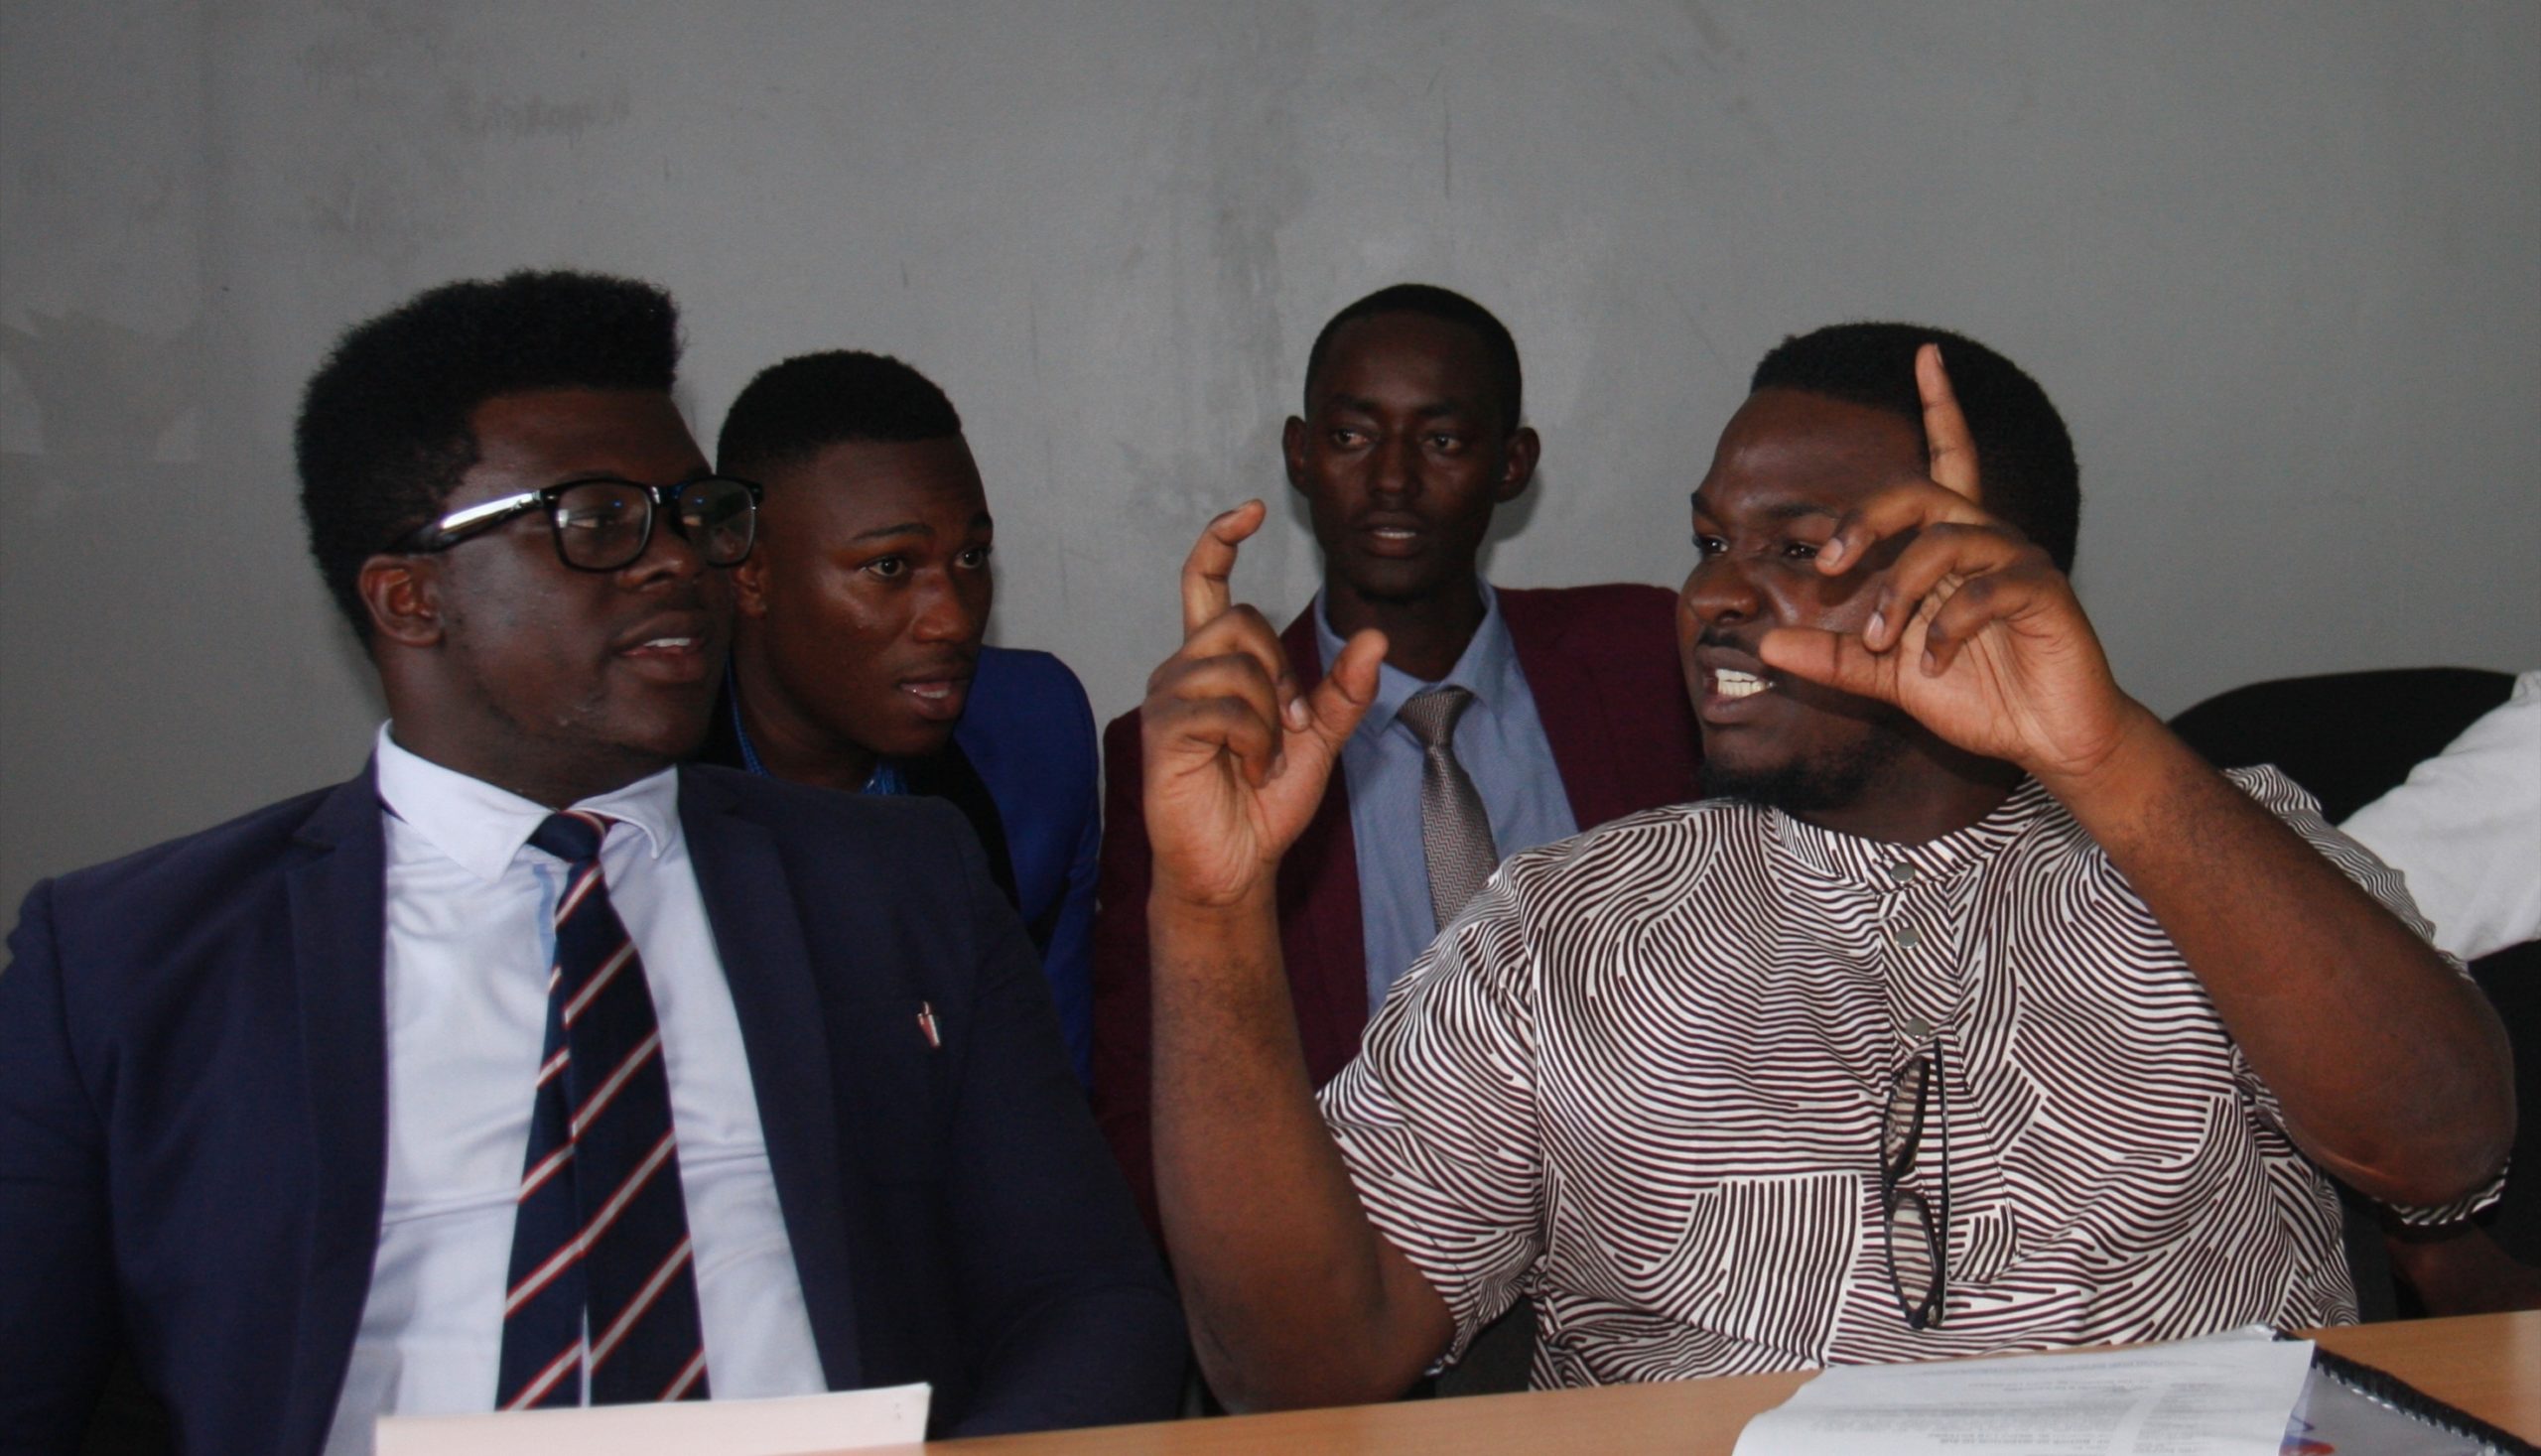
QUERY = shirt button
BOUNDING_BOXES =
[1888,862,1917,885]
[1894,924,1922,951]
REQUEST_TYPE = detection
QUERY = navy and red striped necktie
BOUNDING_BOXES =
[495,810,712,1409]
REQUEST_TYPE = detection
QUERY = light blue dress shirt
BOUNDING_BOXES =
[1315,585,1577,1009]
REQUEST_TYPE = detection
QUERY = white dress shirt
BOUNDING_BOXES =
[2341,669,2541,962]
[323,727,825,1455]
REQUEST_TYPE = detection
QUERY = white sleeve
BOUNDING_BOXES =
[2340,670,2541,962]
[1319,874,1546,1369]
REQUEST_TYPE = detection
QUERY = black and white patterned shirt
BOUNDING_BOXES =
[1320,768,2496,1388]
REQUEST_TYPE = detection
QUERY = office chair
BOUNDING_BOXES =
[2171,666,2536,1318]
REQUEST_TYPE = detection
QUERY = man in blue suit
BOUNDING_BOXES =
[0,271,1181,1455]
[699,350,1102,1083]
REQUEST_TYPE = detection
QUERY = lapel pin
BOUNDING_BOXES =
[916,1000,942,1050]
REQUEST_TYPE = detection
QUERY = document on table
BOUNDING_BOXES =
[1733,1326,2315,1456]
[373,1381,929,1456]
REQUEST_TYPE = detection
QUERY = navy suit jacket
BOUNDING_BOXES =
[699,646,1103,1084]
[0,762,1182,1455]
[1089,583,1701,1227]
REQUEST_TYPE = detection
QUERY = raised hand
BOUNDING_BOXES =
[1143,501,1387,907]
[1762,347,2512,1214]
[1756,344,2148,787]
[1138,503,1455,1410]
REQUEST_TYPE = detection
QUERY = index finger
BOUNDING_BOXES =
[1181,500,1267,638]
[1917,342,1981,502]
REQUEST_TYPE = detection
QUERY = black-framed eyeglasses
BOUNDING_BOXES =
[1879,1016,1949,1330]
[395,475,763,572]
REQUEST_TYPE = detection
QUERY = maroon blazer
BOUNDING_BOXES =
[1088,583,1701,1227]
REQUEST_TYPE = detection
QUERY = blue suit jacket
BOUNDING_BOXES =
[954,646,1102,1083]
[0,762,1182,1455]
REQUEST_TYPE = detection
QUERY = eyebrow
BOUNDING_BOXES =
[846,510,995,546]
[553,468,715,489]
[1323,393,1477,423]
[1689,492,1844,524]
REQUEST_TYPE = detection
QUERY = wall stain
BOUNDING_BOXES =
[458,86,630,140]
[1441,90,1452,200]
[1666,0,1772,150]
[1676,0,1743,68]
[289,6,630,267]
[0,312,207,479]
[1114,1,1312,578]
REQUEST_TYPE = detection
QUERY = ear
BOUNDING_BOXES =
[730,549,772,620]
[1280,416,1309,496]
[1495,425,1541,504]
[357,554,444,648]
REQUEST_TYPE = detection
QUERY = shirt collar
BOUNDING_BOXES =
[372,723,683,882]
[1314,583,1524,744]
[1767,777,2054,891]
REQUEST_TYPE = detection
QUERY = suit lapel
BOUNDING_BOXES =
[1503,588,1618,829]
[280,768,391,1456]
[1278,609,1369,1078]
[678,767,864,1390]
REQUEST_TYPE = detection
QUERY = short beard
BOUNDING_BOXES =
[1700,724,1913,818]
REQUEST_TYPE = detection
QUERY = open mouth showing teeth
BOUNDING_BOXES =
[636,637,695,651]
[1715,668,1770,699]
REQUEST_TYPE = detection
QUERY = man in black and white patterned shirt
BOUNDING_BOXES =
[1132,323,2514,1408]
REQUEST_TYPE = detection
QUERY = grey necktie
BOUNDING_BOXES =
[1397,686,1500,931]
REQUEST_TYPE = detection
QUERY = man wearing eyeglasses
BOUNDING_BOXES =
[1132,323,2513,1407]
[0,271,1181,1456]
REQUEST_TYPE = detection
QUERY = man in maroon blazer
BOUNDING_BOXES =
[1090,285,1700,1227]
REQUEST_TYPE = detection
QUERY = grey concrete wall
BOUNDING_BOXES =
[4,1,2536,913]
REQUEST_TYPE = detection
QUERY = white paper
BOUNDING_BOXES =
[374,1382,929,1456]
[1733,1327,2315,1456]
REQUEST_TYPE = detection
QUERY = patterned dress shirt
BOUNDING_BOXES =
[1320,768,2498,1388]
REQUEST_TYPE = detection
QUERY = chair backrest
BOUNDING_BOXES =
[2169,667,2516,821]
[2170,666,2531,1317]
